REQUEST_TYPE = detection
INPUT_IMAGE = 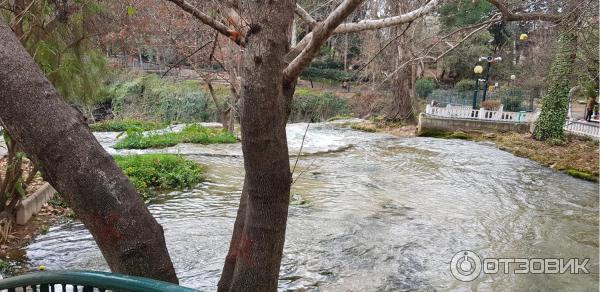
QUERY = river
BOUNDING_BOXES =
[20,122,599,291]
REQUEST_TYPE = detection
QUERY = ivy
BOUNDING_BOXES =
[532,31,578,141]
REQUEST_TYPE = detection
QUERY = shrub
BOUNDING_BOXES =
[300,67,352,83]
[108,73,217,123]
[114,154,204,201]
[481,100,501,110]
[415,78,436,98]
[89,119,166,132]
[493,86,526,111]
[290,93,349,122]
[114,124,237,149]
[310,59,344,70]
[455,79,477,91]
[348,91,387,118]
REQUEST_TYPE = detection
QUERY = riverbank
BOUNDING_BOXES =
[347,120,599,182]
[0,160,71,269]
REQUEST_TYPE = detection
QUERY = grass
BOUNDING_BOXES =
[114,154,204,200]
[89,119,166,132]
[417,128,474,140]
[566,168,599,182]
[114,124,237,149]
[327,114,354,122]
[494,133,599,182]
[350,123,377,132]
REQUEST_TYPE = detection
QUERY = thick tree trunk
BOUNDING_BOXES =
[0,20,178,283]
[217,1,294,291]
[387,49,416,123]
[385,0,419,124]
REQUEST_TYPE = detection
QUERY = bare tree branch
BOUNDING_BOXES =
[295,4,316,28]
[487,0,562,22]
[378,18,496,86]
[287,0,442,61]
[283,0,364,82]
[164,0,243,45]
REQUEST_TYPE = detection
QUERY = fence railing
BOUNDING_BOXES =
[425,104,539,123]
[564,120,600,139]
[0,271,196,292]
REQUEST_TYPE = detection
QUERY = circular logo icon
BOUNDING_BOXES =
[450,250,482,282]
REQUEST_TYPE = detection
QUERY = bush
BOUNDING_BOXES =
[455,79,477,91]
[290,93,349,122]
[415,78,436,98]
[481,100,501,110]
[108,73,217,123]
[89,119,166,132]
[114,154,204,201]
[300,67,352,83]
[310,59,344,70]
[492,86,526,111]
[348,91,387,117]
[114,124,237,149]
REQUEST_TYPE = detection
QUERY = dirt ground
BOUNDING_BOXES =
[0,159,71,264]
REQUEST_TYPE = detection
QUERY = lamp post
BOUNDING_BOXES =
[479,56,502,101]
[472,65,484,109]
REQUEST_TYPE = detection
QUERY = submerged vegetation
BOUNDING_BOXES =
[114,154,204,200]
[114,124,237,149]
[89,119,166,132]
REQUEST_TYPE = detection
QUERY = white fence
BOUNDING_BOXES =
[425,104,600,139]
[564,120,600,139]
[425,104,539,123]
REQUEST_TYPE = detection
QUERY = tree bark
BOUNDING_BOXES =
[0,19,178,283]
[217,1,295,291]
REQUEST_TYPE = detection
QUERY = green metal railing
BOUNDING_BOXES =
[0,271,198,292]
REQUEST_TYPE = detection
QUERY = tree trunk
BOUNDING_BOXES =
[385,1,419,123]
[0,19,178,283]
[532,30,578,140]
[217,1,294,291]
[387,64,416,122]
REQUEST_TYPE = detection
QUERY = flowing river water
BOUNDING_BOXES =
[15,122,600,291]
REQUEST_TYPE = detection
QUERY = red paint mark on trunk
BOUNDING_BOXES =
[227,233,255,267]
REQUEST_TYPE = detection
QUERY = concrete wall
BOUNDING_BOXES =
[418,114,531,134]
[16,183,56,225]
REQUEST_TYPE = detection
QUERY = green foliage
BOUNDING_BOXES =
[350,123,376,132]
[89,119,166,132]
[493,87,528,111]
[418,129,474,140]
[300,67,352,83]
[310,60,344,70]
[113,154,204,200]
[48,193,69,208]
[455,79,477,91]
[2,0,111,107]
[438,0,494,29]
[415,78,436,98]
[533,31,578,141]
[114,124,237,149]
[429,89,472,106]
[108,73,216,123]
[0,259,10,274]
[566,168,599,182]
[290,92,349,122]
